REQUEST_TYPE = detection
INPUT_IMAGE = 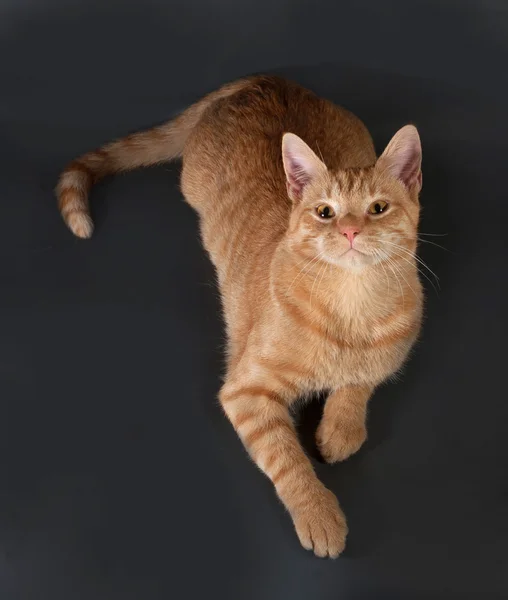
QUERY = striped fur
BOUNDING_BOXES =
[56,76,424,558]
[56,79,250,237]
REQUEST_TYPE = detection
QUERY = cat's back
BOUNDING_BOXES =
[183,76,376,188]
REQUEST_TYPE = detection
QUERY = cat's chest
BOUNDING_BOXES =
[293,298,420,389]
[265,271,422,388]
[306,329,415,390]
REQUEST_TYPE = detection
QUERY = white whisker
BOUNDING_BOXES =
[310,258,328,311]
[385,255,418,300]
[377,239,440,290]
[416,237,449,252]
[386,260,405,310]
[372,248,391,294]
[285,251,326,297]
[389,248,439,295]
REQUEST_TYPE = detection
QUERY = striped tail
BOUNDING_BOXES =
[56,79,250,238]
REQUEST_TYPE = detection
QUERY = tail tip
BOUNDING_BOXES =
[67,212,94,239]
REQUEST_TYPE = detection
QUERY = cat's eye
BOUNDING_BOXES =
[367,200,389,215]
[316,204,336,219]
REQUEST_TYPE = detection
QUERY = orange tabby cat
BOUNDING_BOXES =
[56,76,423,558]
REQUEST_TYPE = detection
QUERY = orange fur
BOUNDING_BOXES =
[56,75,424,558]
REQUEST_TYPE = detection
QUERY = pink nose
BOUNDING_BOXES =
[340,226,361,245]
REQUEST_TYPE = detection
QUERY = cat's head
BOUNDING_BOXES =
[282,126,422,271]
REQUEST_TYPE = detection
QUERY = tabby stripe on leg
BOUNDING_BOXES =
[221,386,287,406]
[271,463,297,487]
[233,412,258,429]
[220,382,306,474]
[243,418,293,447]
[236,411,310,492]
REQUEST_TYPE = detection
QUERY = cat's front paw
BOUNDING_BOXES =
[291,487,347,558]
[316,420,367,464]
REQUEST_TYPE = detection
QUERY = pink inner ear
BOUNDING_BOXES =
[282,133,326,201]
[380,126,422,190]
[286,158,312,197]
[393,143,421,187]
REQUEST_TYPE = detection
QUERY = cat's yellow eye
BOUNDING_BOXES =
[367,200,389,215]
[316,204,336,219]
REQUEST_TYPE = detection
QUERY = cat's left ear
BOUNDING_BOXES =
[376,125,422,193]
[282,133,327,201]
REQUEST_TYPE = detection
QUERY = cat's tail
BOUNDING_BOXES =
[56,79,250,238]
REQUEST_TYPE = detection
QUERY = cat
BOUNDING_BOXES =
[56,75,424,558]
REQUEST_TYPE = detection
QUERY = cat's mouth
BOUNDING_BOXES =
[342,248,366,258]
[333,246,377,269]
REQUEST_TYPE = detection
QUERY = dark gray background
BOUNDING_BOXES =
[1,1,507,598]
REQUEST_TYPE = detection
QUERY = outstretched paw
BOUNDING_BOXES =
[292,487,347,558]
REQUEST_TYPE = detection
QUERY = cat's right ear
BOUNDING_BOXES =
[282,133,327,202]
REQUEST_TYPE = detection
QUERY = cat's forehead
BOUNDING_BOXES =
[329,167,376,198]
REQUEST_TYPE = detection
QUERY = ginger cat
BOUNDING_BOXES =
[56,76,423,558]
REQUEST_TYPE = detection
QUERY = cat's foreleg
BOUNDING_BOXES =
[219,361,347,558]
